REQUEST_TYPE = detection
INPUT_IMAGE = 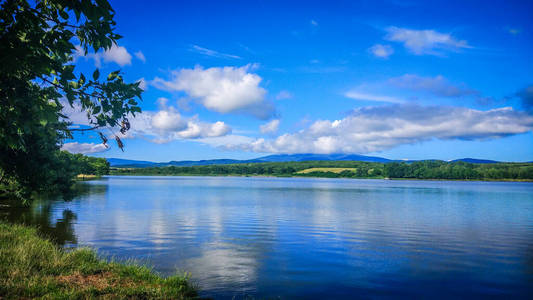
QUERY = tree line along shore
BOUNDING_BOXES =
[0,151,110,201]
[111,160,533,181]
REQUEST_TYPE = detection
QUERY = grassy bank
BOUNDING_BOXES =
[0,222,198,299]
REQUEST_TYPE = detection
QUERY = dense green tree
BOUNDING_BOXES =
[0,0,142,199]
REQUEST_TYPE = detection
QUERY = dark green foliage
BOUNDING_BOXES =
[112,160,533,181]
[113,161,387,178]
[70,153,110,176]
[384,160,533,180]
[0,0,141,200]
[1,151,109,201]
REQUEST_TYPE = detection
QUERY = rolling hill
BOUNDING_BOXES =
[107,154,505,168]
[107,153,392,167]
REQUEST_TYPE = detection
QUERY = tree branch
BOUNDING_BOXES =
[40,76,105,99]
[27,7,83,30]
[68,126,101,132]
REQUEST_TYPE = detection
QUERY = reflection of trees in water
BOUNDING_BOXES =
[62,181,108,201]
[3,202,77,246]
[0,182,108,246]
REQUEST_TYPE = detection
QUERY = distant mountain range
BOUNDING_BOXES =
[107,154,501,168]
[450,158,499,164]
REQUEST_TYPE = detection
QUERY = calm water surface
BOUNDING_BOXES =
[2,176,533,298]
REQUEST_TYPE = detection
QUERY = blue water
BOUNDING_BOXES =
[6,176,533,298]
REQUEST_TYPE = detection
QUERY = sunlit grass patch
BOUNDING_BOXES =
[75,174,101,180]
[296,167,357,174]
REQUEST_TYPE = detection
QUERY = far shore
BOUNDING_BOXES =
[107,172,533,183]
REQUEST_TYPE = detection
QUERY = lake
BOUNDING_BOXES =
[2,176,533,298]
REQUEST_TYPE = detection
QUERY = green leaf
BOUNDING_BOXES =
[79,73,86,85]
[0,0,146,198]
[74,8,81,21]
[59,10,69,20]
[92,69,100,81]
[107,70,120,81]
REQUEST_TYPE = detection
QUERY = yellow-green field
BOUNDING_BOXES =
[75,174,100,180]
[296,167,357,174]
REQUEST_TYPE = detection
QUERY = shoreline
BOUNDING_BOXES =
[108,173,533,183]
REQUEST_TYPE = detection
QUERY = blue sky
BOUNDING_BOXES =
[63,0,533,162]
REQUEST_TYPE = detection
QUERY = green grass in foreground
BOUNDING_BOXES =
[0,222,198,299]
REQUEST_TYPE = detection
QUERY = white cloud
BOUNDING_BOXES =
[152,65,274,119]
[275,90,293,100]
[385,27,470,55]
[122,106,232,143]
[190,45,241,59]
[61,99,231,144]
[61,142,109,154]
[60,100,91,126]
[229,104,533,154]
[74,44,132,67]
[197,134,255,148]
[369,44,394,58]
[345,91,405,103]
[260,119,280,134]
[134,51,146,62]
[310,20,318,26]
[208,121,233,137]
[137,78,147,90]
[156,97,168,109]
[151,108,186,131]
[388,74,477,97]
[102,45,132,66]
